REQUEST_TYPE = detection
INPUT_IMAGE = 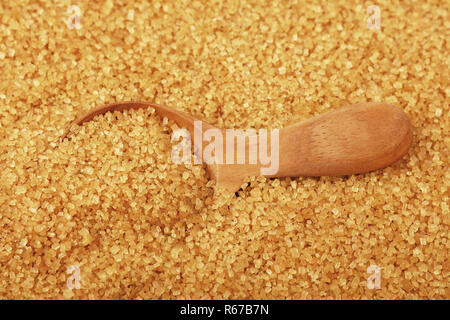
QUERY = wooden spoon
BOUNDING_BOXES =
[61,101,413,192]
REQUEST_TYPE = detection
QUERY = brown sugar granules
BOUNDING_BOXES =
[0,0,448,299]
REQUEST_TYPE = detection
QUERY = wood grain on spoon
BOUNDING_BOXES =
[61,101,413,192]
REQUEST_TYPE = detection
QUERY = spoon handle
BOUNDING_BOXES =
[211,102,412,191]
[275,102,412,177]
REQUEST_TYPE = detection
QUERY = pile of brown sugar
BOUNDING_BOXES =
[0,0,448,299]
